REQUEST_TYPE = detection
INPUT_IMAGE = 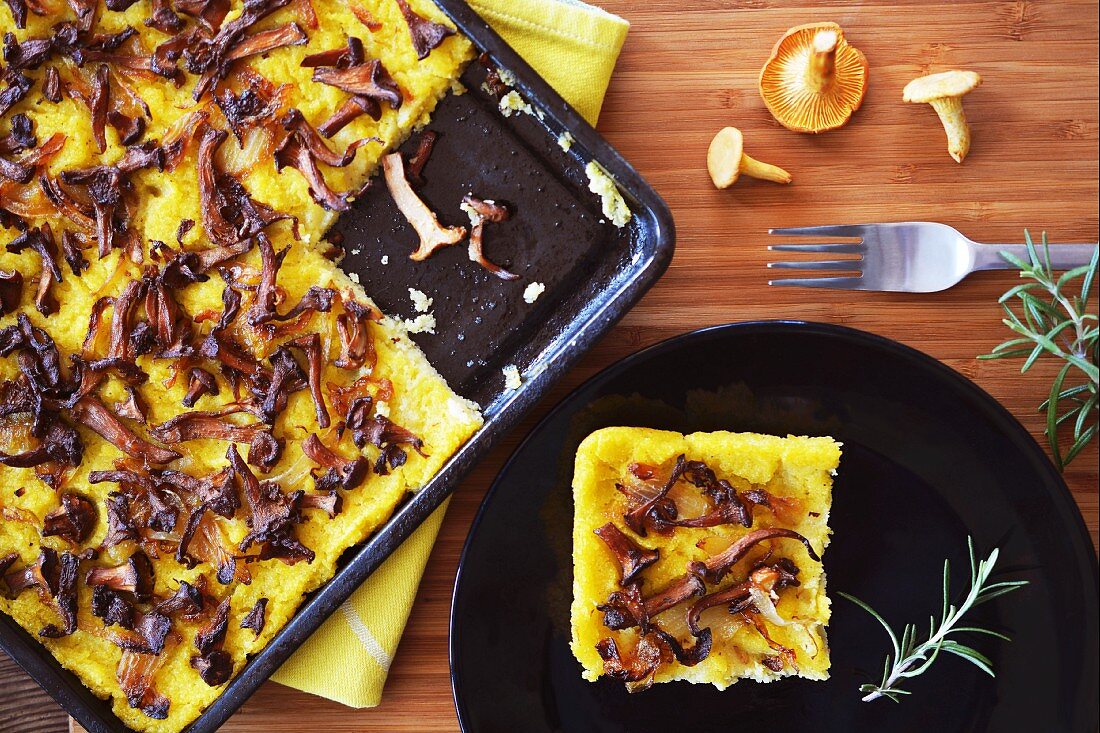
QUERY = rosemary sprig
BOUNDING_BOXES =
[839,538,1028,703]
[979,231,1099,470]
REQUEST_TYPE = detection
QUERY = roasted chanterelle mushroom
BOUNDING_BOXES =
[759,22,868,133]
[707,127,792,189]
[903,70,982,163]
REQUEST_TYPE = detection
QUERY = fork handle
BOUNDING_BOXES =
[972,243,1098,271]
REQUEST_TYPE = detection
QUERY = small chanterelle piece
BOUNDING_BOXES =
[707,127,792,189]
[759,23,868,134]
[903,70,982,163]
[571,427,840,691]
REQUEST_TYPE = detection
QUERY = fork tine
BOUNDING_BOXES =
[768,276,869,290]
[768,225,867,238]
[767,260,862,271]
[767,243,865,254]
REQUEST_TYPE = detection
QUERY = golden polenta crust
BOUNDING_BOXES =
[0,1,479,732]
[570,427,839,688]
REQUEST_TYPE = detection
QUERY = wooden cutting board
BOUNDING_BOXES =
[8,1,1100,732]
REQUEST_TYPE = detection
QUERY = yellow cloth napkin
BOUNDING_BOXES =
[270,0,629,707]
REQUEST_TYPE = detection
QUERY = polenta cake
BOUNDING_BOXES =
[570,427,839,690]
[0,0,482,731]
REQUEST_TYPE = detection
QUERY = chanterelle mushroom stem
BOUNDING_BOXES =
[707,127,792,189]
[805,30,837,92]
[903,70,982,163]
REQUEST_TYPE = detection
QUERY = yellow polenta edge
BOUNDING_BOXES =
[570,427,840,688]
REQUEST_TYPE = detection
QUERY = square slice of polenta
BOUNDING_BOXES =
[570,427,840,690]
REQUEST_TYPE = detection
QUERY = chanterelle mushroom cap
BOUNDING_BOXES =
[902,70,981,104]
[706,127,792,189]
[903,70,982,163]
[759,22,868,133]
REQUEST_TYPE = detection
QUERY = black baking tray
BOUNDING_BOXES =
[0,2,674,732]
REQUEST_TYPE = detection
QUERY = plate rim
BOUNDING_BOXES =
[448,319,1099,732]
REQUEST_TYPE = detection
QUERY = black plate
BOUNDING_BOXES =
[450,322,1099,733]
[0,3,673,732]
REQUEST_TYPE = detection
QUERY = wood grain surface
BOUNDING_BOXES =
[7,1,1100,732]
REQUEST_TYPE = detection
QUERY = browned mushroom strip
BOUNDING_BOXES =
[395,0,454,60]
[149,409,265,444]
[311,59,401,108]
[593,522,658,586]
[70,396,180,465]
[382,153,465,261]
[622,455,685,537]
[226,22,307,61]
[42,493,97,544]
[698,527,818,583]
[463,194,518,281]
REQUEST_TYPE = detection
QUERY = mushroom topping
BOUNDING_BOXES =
[89,63,111,152]
[274,109,376,211]
[301,433,369,491]
[620,455,685,537]
[42,492,97,544]
[395,0,454,60]
[311,58,402,108]
[240,597,267,636]
[228,445,311,562]
[359,414,427,471]
[174,0,229,31]
[117,609,173,655]
[0,69,32,117]
[214,86,283,144]
[593,522,658,586]
[194,595,231,656]
[0,113,35,155]
[299,490,341,517]
[195,124,237,247]
[462,195,518,280]
[247,430,284,473]
[405,130,437,186]
[662,459,752,530]
[114,386,147,423]
[0,420,85,470]
[3,547,58,598]
[696,527,819,583]
[225,22,307,62]
[38,551,80,637]
[103,491,139,548]
[595,634,668,692]
[190,649,232,686]
[70,396,180,465]
[382,152,466,260]
[60,231,89,276]
[6,224,61,315]
[43,66,61,102]
[116,649,170,719]
[3,0,33,28]
[903,70,982,163]
[759,23,868,134]
[334,299,380,370]
[155,580,203,618]
[149,408,265,444]
[597,582,648,633]
[91,584,136,629]
[185,0,294,101]
[2,32,53,70]
[287,333,329,428]
[258,345,307,423]
[707,127,792,189]
[183,367,219,407]
[0,269,21,313]
[144,0,183,32]
[86,552,155,602]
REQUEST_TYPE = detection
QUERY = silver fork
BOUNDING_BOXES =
[767,222,1098,292]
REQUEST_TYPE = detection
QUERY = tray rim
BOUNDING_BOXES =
[447,319,1099,733]
[0,2,676,732]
